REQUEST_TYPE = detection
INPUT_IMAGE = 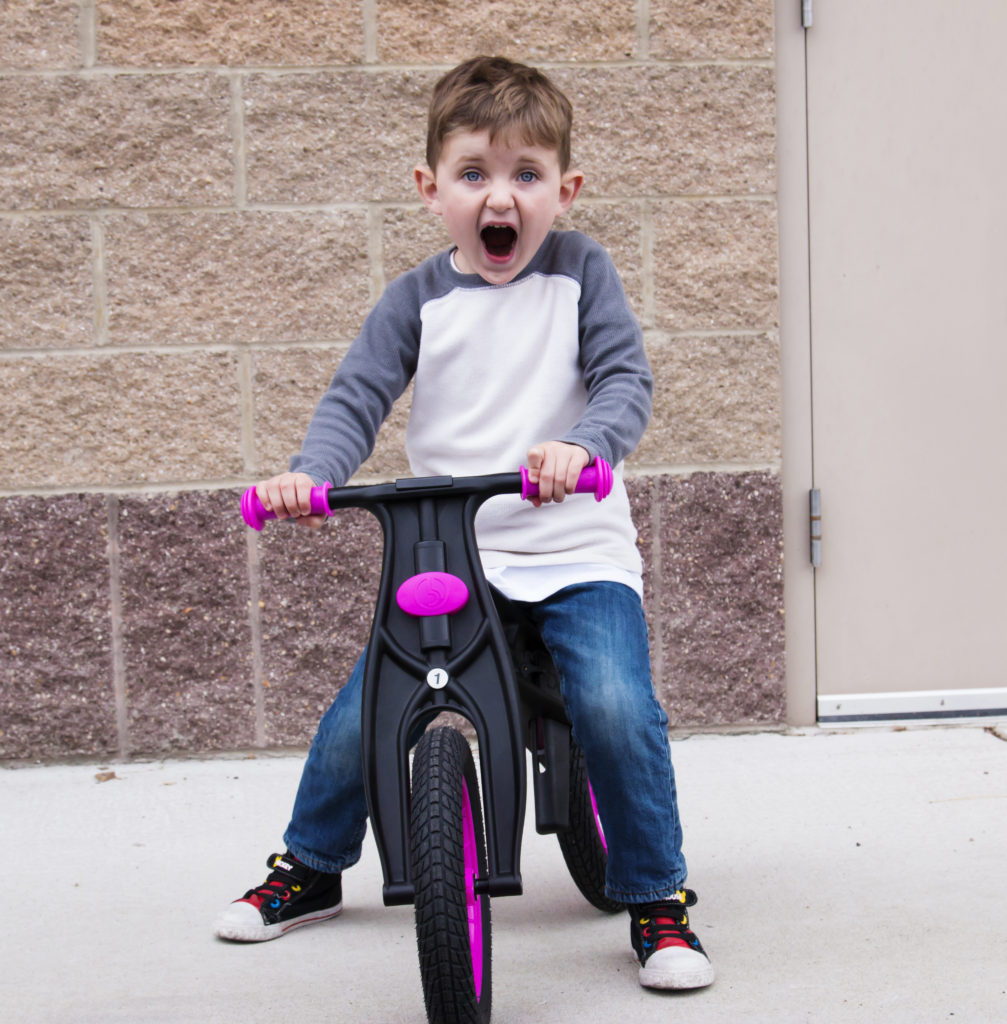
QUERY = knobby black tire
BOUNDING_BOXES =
[556,737,624,914]
[411,727,492,1024]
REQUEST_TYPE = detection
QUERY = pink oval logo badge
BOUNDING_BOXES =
[396,572,470,617]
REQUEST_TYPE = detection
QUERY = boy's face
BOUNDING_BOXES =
[415,129,583,285]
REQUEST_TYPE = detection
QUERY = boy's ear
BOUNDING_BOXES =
[415,165,442,215]
[558,169,585,213]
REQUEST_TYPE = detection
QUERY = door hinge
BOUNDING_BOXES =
[810,489,822,567]
[802,0,813,29]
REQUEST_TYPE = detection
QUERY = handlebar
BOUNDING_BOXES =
[241,457,614,531]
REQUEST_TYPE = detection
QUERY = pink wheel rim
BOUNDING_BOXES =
[588,781,607,854]
[461,780,484,1002]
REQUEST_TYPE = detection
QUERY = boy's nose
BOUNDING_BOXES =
[486,179,515,211]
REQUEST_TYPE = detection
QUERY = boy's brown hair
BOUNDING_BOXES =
[426,56,574,172]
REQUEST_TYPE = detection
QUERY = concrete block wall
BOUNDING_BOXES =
[0,0,783,761]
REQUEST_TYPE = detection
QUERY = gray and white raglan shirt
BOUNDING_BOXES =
[290,229,653,599]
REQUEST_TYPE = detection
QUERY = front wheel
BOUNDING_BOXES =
[411,726,492,1023]
[556,736,624,914]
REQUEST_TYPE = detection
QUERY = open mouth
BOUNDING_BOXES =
[480,225,517,262]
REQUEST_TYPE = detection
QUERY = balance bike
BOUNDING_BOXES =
[242,458,621,1023]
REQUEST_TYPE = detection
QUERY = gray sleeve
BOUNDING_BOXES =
[289,276,421,486]
[557,240,653,465]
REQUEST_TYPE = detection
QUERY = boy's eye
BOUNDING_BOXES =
[462,170,482,182]
[517,171,538,183]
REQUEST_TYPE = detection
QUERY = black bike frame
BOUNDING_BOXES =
[324,472,529,906]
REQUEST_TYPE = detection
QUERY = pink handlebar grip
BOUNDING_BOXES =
[520,456,613,502]
[241,483,332,531]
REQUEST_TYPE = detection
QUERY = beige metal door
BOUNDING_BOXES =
[804,1,1007,722]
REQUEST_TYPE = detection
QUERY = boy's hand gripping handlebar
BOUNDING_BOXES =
[518,457,612,503]
[240,457,614,531]
[240,482,332,531]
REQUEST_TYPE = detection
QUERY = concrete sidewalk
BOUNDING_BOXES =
[4,725,1006,1023]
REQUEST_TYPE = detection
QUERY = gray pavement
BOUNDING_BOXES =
[4,724,1006,1023]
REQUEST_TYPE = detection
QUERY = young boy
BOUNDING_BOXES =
[215,56,714,992]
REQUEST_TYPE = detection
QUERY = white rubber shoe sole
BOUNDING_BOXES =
[214,899,343,942]
[637,946,715,990]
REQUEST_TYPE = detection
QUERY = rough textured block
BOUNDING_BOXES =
[639,333,782,466]
[376,0,637,63]
[0,73,234,210]
[649,0,774,60]
[258,509,382,745]
[252,346,348,477]
[244,70,437,204]
[0,0,81,70]
[117,490,255,755]
[96,0,364,66]
[0,217,94,350]
[0,494,117,760]
[558,204,646,321]
[655,471,785,726]
[103,211,371,346]
[553,65,776,197]
[0,352,243,488]
[651,200,779,331]
[381,206,453,285]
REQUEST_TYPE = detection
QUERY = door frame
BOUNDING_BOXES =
[776,3,817,726]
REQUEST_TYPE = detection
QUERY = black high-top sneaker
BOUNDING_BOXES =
[629,889,715,990]
[215,852,342,942]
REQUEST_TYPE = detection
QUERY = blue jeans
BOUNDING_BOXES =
[284,581,687,903]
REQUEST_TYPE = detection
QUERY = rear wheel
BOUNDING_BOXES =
[411,726,492,1023]
[556,737,624,914]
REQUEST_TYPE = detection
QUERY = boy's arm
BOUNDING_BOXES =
[557,239,653,467]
